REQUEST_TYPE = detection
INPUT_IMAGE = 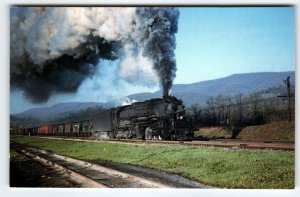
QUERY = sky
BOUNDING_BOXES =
[174,7,295,84]
[10,7,295,113]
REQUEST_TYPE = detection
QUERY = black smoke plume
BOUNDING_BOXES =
[137,8,179,97]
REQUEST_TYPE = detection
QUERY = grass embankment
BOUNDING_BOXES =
[10,136,294,189]
[238,121,295,141]
[194,121,295,142]
[194,127,232,138]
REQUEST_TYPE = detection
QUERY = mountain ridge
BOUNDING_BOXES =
[12,71,295,122]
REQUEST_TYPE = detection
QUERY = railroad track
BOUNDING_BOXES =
[10,142,173,188]
[98,139,294,151]
[37,136,295,151]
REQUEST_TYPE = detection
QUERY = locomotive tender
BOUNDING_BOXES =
[12,96,192,140]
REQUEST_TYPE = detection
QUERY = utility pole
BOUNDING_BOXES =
[283,76,292,122]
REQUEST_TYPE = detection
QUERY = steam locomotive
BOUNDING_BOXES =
[12,96,192,140]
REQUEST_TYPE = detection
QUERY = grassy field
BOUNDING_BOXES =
[10,135,294,189]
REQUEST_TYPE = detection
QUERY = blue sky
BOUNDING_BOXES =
[174,7,295,84]
[10,7,295,113]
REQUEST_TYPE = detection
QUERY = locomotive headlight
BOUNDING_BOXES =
[179,116,183,120]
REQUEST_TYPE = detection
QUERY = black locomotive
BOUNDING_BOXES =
[93,96,192,140]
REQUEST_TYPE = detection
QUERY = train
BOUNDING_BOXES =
[11,96,193,140]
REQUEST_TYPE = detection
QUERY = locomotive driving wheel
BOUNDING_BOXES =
[160,129,170,140]
[145,127,152,140]
[170,134,177,141]
[135,124,145,139]
[108,130,115,138]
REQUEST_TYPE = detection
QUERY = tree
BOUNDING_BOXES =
[283,76,292,122]
[214,94,233,126]
[187,104,202,129]
[234,93,244,126]
[247,93,264,125]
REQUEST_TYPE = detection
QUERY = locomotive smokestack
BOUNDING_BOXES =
[163,88,169,97]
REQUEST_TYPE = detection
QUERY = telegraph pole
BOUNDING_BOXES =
[283,76,292,122]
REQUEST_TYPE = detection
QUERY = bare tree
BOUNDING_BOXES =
[187,104,202,128]
[247,93,264,125]
[206,96,217,126]
[215,95,226,125]
[234,93,244,126]
[225,96,232,126]
[283,76,292,122]
[214,94,232,126]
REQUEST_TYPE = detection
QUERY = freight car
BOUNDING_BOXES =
[12,96,192,140]
[36,120,93,137]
